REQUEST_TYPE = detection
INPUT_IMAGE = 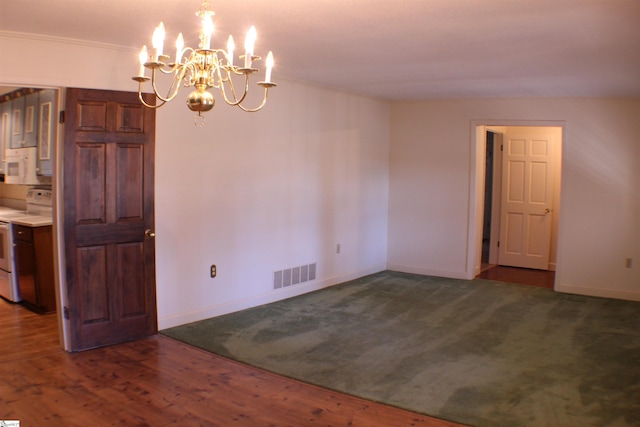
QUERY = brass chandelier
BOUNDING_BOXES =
[132,0,276,125]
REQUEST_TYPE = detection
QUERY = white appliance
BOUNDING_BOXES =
[0,218,18,301]
[5,147,39,185]
[24,188,53,216]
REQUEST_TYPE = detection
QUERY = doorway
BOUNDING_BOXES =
[468,122,563,288]
[480,130,496,272]
[0,85,158,352]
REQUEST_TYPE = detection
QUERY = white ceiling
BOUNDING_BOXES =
[2,0,640,99]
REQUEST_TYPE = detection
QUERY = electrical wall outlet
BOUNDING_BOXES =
[336,243,341,254]
[210,264,217,278]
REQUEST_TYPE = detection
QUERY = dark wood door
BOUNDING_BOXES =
[63,88,157,351]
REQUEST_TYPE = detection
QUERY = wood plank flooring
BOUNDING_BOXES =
[476,265,555,288]
[0,300,466,427]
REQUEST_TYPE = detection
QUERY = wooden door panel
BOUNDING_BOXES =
[77,101,108,131]
[117,242,145,317]
[504,212,523,254]
[508,138,526,155]
[116,144,144,221]
[531,138,548,155]
[527,214,547,256]
[75,143,107,224]
[75,223,145,247]
[530,162,548,203]
[507,160,525,202]
[77,246,109,322]
[64,88,156,351]
[116,103,146,132]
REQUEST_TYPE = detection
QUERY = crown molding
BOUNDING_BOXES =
[0,30,137,54]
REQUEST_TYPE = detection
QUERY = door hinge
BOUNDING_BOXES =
[59,110,65,123]
[500,144,503,152]
[63,306,70,320]
[497,241,500,248]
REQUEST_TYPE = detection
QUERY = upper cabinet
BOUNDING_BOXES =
[36,90,55,176]
[9,95,26,148]
[0,101,10,174]
[23,92,39,148]
[0,88,57,177]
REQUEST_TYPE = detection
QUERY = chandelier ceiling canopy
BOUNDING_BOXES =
[132,0,276,125]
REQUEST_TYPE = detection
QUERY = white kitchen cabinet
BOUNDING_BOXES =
[9,95,25,149]
[0,100,10,174]
[10,92,38,149]
[23,92,39,148]
[1,88,56,177]
[36,89,55,176]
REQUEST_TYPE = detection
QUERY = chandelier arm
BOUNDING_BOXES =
[158,63,180,75]
[218,71,250,106]
[235,86,271,113]
[150,67,185,103]
[136,86,167,109]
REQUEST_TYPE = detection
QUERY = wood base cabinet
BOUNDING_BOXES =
[13,224,56,313]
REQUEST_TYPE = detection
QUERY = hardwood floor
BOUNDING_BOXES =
[0,300,466,427]
[476,265,555,288]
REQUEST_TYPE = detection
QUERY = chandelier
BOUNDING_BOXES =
[132,0,276,125]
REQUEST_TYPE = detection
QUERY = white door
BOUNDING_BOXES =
[498,132,554,270]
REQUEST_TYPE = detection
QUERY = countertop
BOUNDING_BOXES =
[0,207,53,227]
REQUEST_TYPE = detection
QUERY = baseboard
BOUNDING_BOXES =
[386,263,468,280]
[158,264,387,330]
[555,283,640,302]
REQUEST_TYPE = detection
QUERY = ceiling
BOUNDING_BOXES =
[2,0,640,99]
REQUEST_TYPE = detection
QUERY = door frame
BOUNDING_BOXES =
[466,119,565,282]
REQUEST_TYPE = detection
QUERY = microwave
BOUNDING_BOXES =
[5,147,39,185]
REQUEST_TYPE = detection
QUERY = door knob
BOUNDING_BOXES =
[544,208,551,214]
[144,229,156,238]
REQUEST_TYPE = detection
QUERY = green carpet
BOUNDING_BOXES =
[161,271,640,427]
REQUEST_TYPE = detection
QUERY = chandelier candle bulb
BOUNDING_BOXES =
[244,26,257,68]
[175,33,184,63]
[138,45,148,77]
[227,35,235,67]
[202,16,213,49]
[152,22,165,61]
[265,51,274,83]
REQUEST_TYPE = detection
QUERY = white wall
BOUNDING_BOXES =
[0,32,136,91]
[155,80,390,328]
[388,98,640,301]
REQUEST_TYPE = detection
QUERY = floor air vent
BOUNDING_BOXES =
[274,263,316,289]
